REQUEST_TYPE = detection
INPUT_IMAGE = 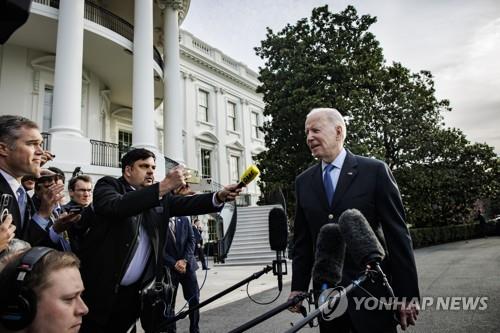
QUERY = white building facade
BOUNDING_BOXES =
[0,0,266,208]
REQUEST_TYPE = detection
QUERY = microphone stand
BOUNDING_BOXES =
[373,262,395,297]
[228,292,311,333]
[285,270,373,333]
[273,250,287,291]
[157,265,274,331]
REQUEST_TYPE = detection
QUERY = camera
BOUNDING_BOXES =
[0,194,13,224]
[140,278,175,333]
[65,205,84,214]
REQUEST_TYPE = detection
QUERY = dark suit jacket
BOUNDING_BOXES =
[0,172,50,246]
[292,150,419,333]
[193,225,203,245]
[164,216,199,273]
[79,176,220,326]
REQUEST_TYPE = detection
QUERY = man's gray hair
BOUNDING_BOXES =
[307,108,347,140]
[0,115,39,148]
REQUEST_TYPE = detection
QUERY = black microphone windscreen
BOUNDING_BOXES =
[268,207,288,251]
[338,209,385,268]
[0,0,32,44]
[312,223,345,286]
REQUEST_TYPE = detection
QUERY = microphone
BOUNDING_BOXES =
[236,165,260,189]
[268,207,288,291]
[0,0,33,44]
[312,223,345,297]
[289,212,397,333]
[338,209,394,297]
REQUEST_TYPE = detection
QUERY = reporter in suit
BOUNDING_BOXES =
[79,148,241,333]
[289,108,419,333]
[164,215,200,333]
[0,115,65,247]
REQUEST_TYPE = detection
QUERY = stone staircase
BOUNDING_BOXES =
[221,204,283,266]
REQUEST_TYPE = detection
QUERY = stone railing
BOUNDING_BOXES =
[180,30,260,84]
[90,139,130,168]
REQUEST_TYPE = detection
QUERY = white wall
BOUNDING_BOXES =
[0,45,32,118]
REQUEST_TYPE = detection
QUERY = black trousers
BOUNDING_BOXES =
[196,243,208,269]
[165,269,200,333]
[319,312,356,333]
[313,284,356,333]
[313,285,397,333]
[81,282,141,333]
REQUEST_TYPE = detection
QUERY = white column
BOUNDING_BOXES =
[51,0,84,136]
[214,87,223,183]
[48,0,91,167]
[162,2,184,163]
[132,0,156,151]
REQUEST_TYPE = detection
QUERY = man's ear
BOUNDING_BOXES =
[335,125,343,139]
[124,165,132,177]
[0,142,10,157]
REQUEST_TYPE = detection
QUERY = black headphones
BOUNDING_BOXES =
[0,247,54,331]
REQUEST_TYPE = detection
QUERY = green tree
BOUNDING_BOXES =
[486,157,500,218]
[395,128,499,226]
[348,63,450,168]
[255,5,384,216]
[255,4,499,229]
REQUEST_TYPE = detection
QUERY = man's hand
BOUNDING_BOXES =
[398,302,419,330]
[288,291,304,313]
[215,184,242,203]
[38,183,65,218]
[0,215,16,252]
[52,212,81,234]
[174,184,195,196]
[159,166,189,196]
[40,150,55,167]
[174,259,187,274]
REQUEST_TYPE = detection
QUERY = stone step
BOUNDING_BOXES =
[222,205,284,266]
[226,252,276,260]
[223,256,285,265]
[237,216,269,220]
[217,259,274,266]
[233,229,268,237]
[230,243,271,251]
[236,219,269,227]
[230,238,269,246]
[232,236,269,244]
[229,247,273,255]
[236,224,269,231]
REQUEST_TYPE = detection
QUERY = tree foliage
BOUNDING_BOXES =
[255,5,384,216]
[254,5,499,227]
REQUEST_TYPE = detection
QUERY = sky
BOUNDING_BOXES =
[182,0,500,154]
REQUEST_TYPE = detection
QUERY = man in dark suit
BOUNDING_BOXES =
[192,218,208,270]
[0,115,67,246]
[164,215,200,333]
[289,108,419,333]
[79,148,241,333]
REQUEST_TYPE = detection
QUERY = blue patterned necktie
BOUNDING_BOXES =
[323,164,335,207]
[16,186,27,228]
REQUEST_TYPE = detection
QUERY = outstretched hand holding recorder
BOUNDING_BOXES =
[215,165,260,203]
